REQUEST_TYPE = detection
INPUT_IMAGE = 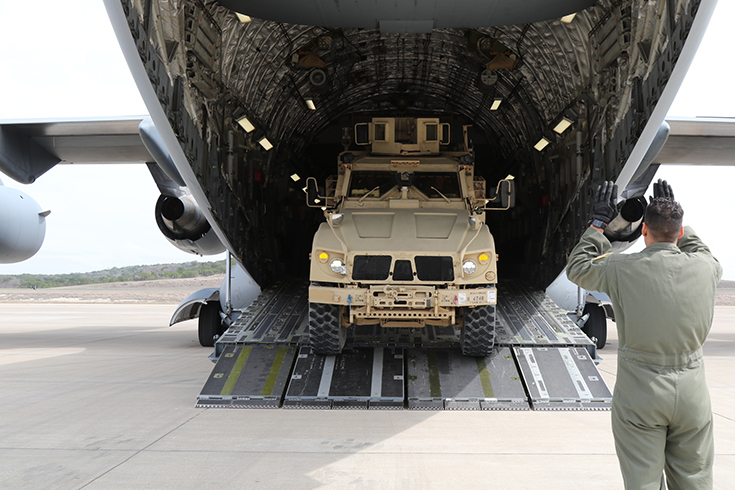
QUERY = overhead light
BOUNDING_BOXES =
[553,116,574,134]
[534,136,551,151]
[236,13,252,23]
[490,97,502,111]
[236,115,255,133]
[258,136,273,151]
[561,13,576,24]
[305,98,316,111]
[290,173,301,182]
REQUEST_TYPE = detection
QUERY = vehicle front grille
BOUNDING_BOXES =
[392,260,414,281]
[352,255,392,280]
[415,256,454,281]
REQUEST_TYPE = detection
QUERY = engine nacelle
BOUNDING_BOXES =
[0,184,48,263]
[604,197,646,244]
[155,193,225,255]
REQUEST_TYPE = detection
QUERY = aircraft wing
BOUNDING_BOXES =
[0,116,150,184]
[656,117,735,166]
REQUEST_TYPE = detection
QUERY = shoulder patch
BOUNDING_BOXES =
[593,252,612,262]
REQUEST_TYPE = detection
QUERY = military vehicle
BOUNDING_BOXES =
[306,117,515,357]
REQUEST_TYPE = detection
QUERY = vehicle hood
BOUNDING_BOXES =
[326,208,484,254]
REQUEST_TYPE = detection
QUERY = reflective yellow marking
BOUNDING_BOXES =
[476,358,495,398]
[426,350,442,397]
[261,346,289,396]
[221,346,252,396]
[593,252,612,261]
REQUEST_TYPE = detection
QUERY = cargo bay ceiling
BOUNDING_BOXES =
[121,0,702,287]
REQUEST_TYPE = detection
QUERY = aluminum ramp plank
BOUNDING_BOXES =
[283,346,404,409]
[495,282,594,352]
[197,280,612,411]
[216,281,309,348]
[197,344,297,408]
[406,347,529,410]
[513,346,612,410]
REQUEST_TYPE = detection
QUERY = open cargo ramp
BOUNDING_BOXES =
[196,281,612,410]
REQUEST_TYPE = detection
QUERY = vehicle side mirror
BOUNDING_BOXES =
[305,177,322,207]
[484,175,516,210]
[498,178,516,209]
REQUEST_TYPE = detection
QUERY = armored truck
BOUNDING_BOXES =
[306,117,514,357]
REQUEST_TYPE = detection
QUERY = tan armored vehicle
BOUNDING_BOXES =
[306,117,514,357]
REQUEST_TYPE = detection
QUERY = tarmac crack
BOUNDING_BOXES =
[76,410,207,489]
[713,411,735,423]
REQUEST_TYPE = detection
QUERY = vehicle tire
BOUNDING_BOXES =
[198,301,222,347]
[460,304,495,357]
[309,302,346,355]
[582,303,607,350]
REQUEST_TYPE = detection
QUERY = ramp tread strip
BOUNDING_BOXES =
[496,282,592,347]
[498,283,558,342]
[558,347,594,400]
[219,281,309,345]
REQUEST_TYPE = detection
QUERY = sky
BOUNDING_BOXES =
[1,0,734,278]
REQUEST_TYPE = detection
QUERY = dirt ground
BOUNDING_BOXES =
[0,274,225,305]
[2,274,733,306]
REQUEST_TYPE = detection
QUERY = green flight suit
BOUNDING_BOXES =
[567,226,722,490]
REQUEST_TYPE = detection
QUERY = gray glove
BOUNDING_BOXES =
[653,178,674,199]
[591,181,618,225]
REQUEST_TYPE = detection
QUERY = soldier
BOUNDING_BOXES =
[567,179,722,489]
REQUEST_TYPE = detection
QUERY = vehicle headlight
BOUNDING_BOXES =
[330,259,346,275]
[462,260,477,275]
[330,213,344,226]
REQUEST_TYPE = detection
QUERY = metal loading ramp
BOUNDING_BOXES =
[197,281,612,410]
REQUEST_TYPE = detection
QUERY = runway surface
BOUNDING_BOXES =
[1,302,733,489]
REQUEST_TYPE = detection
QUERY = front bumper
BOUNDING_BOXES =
[309,284,497,327]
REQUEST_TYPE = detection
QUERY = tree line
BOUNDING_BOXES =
[0,261,226,289]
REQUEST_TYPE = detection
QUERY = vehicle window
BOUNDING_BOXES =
[348,171,396,198]
[413,172,461,199]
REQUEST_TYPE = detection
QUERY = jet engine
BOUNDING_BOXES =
[155,192,225,255]
[0,183,49,263]
[604,197,647,244]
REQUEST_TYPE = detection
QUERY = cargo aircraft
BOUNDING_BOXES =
[1,0,732,351]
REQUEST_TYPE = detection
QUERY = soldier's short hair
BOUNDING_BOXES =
[645,198,683,242]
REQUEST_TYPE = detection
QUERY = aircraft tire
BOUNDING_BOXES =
[582,303,607,350]
[460,304,495,357]
[198,301,222,347]
[309,302,346,355]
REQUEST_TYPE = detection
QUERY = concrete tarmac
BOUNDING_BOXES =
[1,303,733,489]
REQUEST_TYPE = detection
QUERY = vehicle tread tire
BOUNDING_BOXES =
[309,302,346,355]
[461,304,495,357]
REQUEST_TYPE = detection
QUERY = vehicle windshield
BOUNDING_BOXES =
[348,171,396,198]
[348,170,460,199]
[413,172,460,198]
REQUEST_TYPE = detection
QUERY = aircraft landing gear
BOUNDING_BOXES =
[198,301,224,347]
[582,303,607,350]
